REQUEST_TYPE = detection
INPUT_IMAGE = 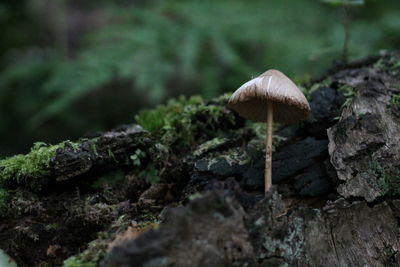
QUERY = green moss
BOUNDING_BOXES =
[0,142,58,191]
[374,54,400,69]
[382,245,397,265]
[57,140,80,151]
[212,93,231,104]
[60,140,80,151]
[107,146,118,163]
[135,95,235,150]
[305,77,332,101]
[135,95,203,132]
[0,140,83,191]
[333,84,355,120]
[378,168,400,196]
[63,256,95,267]
[368,161,400,196]
[387,94,400,112]
[90,143,98,156]
[373,58,386,69]
[338,84,354,108]
[297,84,308,96]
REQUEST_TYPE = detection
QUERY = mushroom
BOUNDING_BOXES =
[228,69,311,193]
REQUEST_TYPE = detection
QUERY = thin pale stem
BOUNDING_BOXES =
[265,100,273,193]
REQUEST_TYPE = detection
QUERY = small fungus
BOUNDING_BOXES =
[229,69,311,193]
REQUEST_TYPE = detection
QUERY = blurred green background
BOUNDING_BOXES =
[0,0,399,157]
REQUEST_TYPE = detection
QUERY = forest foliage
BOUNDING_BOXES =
[0,0,399,156]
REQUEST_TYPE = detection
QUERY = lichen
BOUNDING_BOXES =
[188,192,203,201]
[193,137,230,157]
[195,147,252,175]
[249,122,287,148]
[218,148,252,166]
[72,200,119,225]
[262,217,304,262]
[253,216,265,227]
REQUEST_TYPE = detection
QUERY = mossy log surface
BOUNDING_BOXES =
[1,52,400,267]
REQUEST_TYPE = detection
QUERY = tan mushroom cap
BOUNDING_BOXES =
[228,69,311,124]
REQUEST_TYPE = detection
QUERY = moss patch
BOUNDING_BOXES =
[333,84,355,120]
[338,84,354,109]
[0,143,58,191]
[368,161,400,196]
[0,140,84,191]
[135,95,236,151]
[63,256,95,267]
[135,95,203,132]
[62,212,158,267]
[387,94,400,112]
[374,54,400,69]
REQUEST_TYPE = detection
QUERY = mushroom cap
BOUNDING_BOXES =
[228,69,311,124]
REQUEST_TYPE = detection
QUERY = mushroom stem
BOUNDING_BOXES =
[265,100,273,193]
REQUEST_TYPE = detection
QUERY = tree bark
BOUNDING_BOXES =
[2,52,400,267]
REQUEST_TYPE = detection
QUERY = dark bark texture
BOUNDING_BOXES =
[1,52,400,267]
[103,52,400,267]
[53,125,152,181]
